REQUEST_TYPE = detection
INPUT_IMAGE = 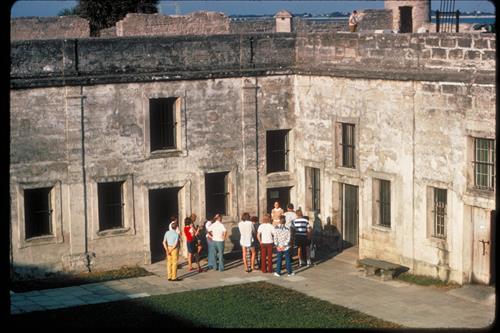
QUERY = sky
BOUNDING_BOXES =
[10,0,496,18]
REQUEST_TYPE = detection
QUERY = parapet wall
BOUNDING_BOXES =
[10,16,90,41]
[11,32,495,89]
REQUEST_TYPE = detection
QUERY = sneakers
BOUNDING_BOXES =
[273,272,280,277]
[287,272,296,276]
[307,260,312,267]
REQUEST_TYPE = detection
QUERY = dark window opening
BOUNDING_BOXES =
[150,97,177,151]
[378,180,391,227]
[341,123,355,168]
[24,187,52,239]
[205,172,229,218]
[266,129,290,173]
[98,182,124,231]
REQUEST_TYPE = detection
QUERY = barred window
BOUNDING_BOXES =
[305,167,321,212]
[205,172,229,218]
[373,179,391,227]
[24,187,53,239]
[98,182,124,231]
[266,129,290,173]
[432,188,447,239]
[150,97,177,151]
[474,138,495,190]
[341,123,355,168]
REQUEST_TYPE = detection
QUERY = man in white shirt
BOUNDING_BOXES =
[284,203,297,228]
[238,212,256,272]
[349,10,359,32]
[257,214,275,273]
[205,218,215,270]
[207,214,227,272]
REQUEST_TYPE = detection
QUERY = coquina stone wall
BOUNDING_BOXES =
[10,31,495,283]
[10,16,90,41]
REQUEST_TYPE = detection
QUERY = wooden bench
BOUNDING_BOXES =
[358,258,407,281]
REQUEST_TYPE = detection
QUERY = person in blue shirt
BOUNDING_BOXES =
[163,219,182,281]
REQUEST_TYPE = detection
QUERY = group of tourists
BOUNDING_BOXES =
[162,202,313,281]
[239,202,313,277]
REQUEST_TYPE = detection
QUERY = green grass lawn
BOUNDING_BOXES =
[10,282,401,328]
[396,272,460,289]
[10,266,152,292]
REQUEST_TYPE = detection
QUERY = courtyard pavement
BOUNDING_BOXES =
[10,247,496,329]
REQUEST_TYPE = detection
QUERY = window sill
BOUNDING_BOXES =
[465,187,495,198]
[426,237,447,249]
[148,149,183,159]
[371,224,391,232]
[20,234,58,248]
[97,227,131,237]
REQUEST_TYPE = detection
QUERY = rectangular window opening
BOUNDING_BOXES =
[266,129,290,173]
[150,97,177,152]
[306,167,321,212]
[24,187,53,239]
[474,138,495,190]
[205,172,229,218]
[378,179,391,227]
[340,123,355,168]
[432,188,447,239]
[98,181,124,231]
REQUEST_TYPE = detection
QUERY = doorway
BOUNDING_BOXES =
[399,6,413,33]
[266,187,291,215]
[341,183,358,248]
[149,187,180,263]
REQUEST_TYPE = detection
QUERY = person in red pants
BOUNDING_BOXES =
[257,214,275,273]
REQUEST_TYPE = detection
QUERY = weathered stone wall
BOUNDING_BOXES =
[10,31,495,282]
[11,32,495,89]
[10,16,90,41]
[116,12,230,37]
[229,19,275,34]
[357,9,393,31]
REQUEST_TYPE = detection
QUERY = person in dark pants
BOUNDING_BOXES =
[292,209,312,267]
[274,215,295,276]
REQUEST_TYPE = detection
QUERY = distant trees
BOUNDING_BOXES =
[58,0,159,36]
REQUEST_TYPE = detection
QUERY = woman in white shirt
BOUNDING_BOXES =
[257,214,275,273]
[238,212,256,272]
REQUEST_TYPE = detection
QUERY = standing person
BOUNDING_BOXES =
[292,209,313,267]
[169,216,181,235]
[207,214,227,272]
[238,212,256,273]
[348,10,359,32]
[184,217,201,272]
[205,217,216,270]
[257,214,275,273]
[271,201,284,226]
[250,215,261,270]
[274,215,294,277]
[284,203,297,228]
[191,214,204,271]
[163,220,182,281]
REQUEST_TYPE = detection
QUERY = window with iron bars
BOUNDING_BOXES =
[378,179,391,227]
[341,123,355,168]
[432,188,447,239]
[150,97,177,151]
[474,138,495,190]
[266,129,290,173]
[24,187,53,239]
[98,181,124,231]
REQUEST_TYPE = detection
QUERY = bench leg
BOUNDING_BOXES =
[380,269,393,281]
[364,266,376,277]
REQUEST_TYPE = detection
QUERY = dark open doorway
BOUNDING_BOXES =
[149,187,180,263]
[341,183,358,248]
[266,187,291,215]
[399,6,413,33]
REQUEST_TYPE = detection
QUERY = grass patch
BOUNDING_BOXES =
[10,282,402,328]
[10,266,152,292]
[396,272,460,289]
